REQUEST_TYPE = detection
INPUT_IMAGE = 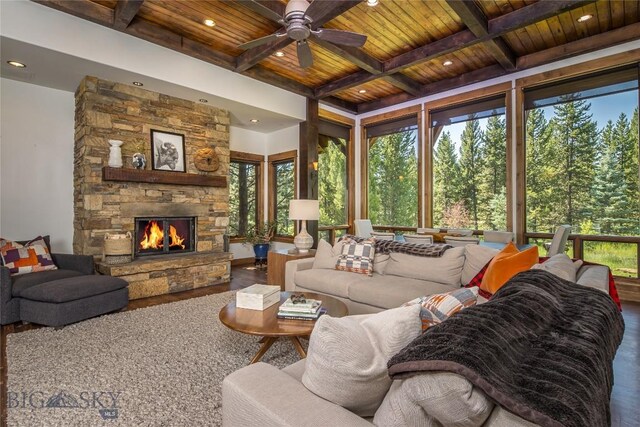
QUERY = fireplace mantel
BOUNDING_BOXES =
[102,167,226,187]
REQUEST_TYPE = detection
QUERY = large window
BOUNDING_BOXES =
[523,65,639,276]
[229,151,263,239]
[268,150,297,238]
[364,112,420,227]
[318,119,350,227]
[431,95,507,230]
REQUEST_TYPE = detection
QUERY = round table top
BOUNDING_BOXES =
[219,291,348,337]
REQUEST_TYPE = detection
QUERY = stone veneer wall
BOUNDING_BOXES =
[74,76,231,297]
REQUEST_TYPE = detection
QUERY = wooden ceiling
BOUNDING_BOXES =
[34,0,640,114]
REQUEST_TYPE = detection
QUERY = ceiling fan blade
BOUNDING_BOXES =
[238,32,281,50]
[297,40,314,68]
[303,0,330,23]
[313,28,367,47]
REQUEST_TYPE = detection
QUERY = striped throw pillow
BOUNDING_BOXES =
[404,287,479,331]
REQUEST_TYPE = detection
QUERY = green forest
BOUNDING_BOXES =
[228,162,257,237]
[318,136,348,226]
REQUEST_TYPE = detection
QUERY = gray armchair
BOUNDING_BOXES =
[0,238,128,326]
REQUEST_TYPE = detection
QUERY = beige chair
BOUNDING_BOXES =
[403,234,434,244]
[444,236,480,247]
[483,230,514,244]
[417,227,440,234]
[546,225,571,256]
[354,219,374,238]
[370,231,395,240]
[446,228,474,237]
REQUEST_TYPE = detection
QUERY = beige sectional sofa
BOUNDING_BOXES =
[285,242,610,315]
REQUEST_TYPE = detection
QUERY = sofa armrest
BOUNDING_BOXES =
[576,265,610,293]
[284,258,315,292]
[222,362,371,427]
[51,253,95,275]
[1,266,12,305]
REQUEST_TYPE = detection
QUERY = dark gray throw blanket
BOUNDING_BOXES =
[340,234,452,257]
[387,270,625,427]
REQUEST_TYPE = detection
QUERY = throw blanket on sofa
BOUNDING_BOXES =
[388,270,625,427]
[340,235,452,257]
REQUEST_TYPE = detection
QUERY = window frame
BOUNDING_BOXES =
[424,82,513,233]
[360,105,423,227]
[228,151,264,243]
[319,109,356,234]
[268,150,298,242]
[515,50,640,245]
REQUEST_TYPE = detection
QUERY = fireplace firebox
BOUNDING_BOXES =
[135,217,196,257]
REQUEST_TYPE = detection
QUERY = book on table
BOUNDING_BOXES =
[277,307,328,321]
[279,298,322,313]
[236,284,281,310]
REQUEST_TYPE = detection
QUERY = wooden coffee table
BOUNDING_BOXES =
[219,291,348,364]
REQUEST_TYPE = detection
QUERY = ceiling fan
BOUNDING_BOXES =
[238,0,368,68]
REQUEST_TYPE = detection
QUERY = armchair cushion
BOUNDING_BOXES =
[1,237,57,276]
[19,275,128,303]
[12,270,85,297]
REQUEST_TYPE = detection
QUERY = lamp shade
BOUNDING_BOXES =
[289,199,319,220]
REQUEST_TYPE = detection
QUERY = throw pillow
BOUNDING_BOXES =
[531,253,583,283]
[384,246,465,286]
[0,236,58,276]
[312,239,344,270]
[302,305,422,417]
[404,287,479,331]
[335,238,375,276]
[461,244,499,285]
[480,242,539,294]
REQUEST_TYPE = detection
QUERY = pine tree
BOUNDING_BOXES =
[318,137,347,226]
[629,108,640,235]
[478,115,506,229]
[458,117,484,229]
[368,130,418,226]
[433,131,462,227]
[550,97,598,230]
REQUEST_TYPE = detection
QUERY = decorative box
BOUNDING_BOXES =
[236,284,281,310]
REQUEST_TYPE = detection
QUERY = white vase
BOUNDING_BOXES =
[108,139,123,168]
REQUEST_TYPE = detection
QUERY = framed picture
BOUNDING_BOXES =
[151,129,186,172]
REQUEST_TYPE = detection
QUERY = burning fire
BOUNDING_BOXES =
[139,221,186,250]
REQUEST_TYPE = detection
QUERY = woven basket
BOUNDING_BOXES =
[103,232,132,264]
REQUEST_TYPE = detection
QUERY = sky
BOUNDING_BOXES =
[438,90,638,151]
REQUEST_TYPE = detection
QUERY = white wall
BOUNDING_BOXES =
[0,78,74,252]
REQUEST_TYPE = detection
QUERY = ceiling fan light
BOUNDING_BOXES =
[366,0,379,6]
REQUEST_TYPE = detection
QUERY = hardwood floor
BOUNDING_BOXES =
[1,267,637,426]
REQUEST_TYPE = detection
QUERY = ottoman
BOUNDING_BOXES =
[18,275,129,327]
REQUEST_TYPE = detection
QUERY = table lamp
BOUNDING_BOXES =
[289,199,319,253]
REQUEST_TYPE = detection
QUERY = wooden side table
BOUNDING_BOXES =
[267,248,316,290]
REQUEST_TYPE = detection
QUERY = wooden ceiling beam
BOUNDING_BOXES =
[321,97,358,114]
[33,0,114,26]
[113,0,144,30]
[445,0,516,70]
[315,70,378,98]
[235,0,362,72]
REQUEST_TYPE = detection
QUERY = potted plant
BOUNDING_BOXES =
[244,221,276,267]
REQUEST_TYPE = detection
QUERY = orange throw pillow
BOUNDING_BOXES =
[480,242,539,294]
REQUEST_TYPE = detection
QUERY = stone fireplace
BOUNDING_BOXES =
[73,76,232,299]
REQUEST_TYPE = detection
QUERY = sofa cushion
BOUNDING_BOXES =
[576,265,609,293]
[19,275,128,303]
[1,236,57,276]
[461,245,499,285]
[282,359,306,382]
[335,238,375,276]
[349,275,458,309]
[480,243,538,294]
[384,246,465,286]
[11,269,85,297]
[531,253,583,283]
[302,305,421,417]
[312,239,344,270]
[373,373,494,426]
[295,269,364,298]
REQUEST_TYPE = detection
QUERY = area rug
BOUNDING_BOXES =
[6,291,301,426]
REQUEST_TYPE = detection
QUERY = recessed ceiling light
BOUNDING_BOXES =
[366,0,379,6]
[250,119,260,123]
[358,89,367,94]
[132,81,143,86]
[204,19,216,27]
[199,99,208,103]
[274,51,285,57]
[7,60,26,68]
[576,14,593,23]
[443,60,453,67]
